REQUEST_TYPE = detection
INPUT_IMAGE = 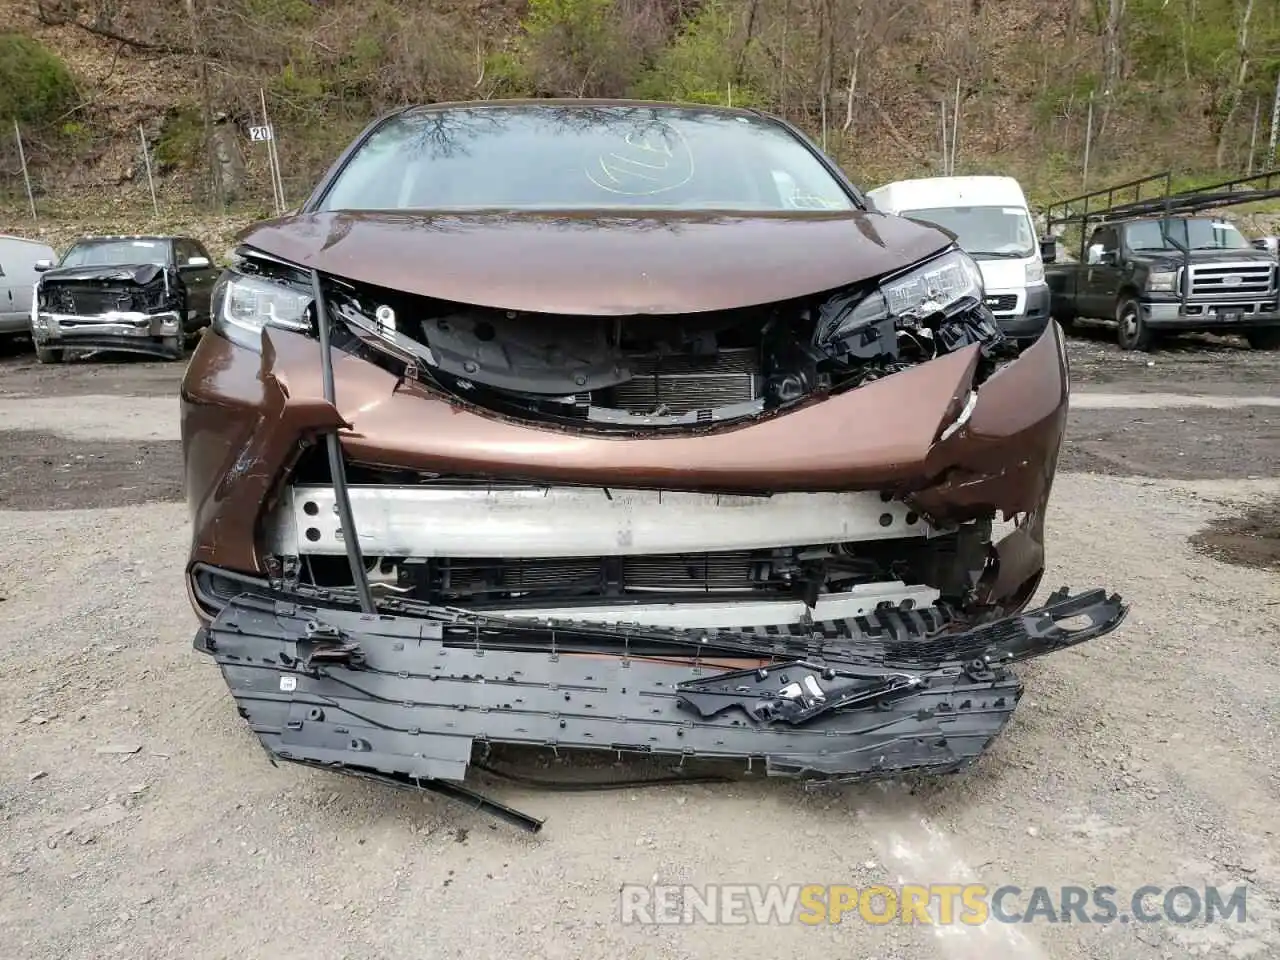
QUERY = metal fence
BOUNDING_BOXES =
[0,88,325,225]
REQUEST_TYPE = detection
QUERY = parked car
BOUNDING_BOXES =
[31,234,219,362]
[1045,172,1280,351]
[0,233,57,345]
[865,175,1051,344]
[181,99,1125,826]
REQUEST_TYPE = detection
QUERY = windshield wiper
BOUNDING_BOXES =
[968,251,1028,259]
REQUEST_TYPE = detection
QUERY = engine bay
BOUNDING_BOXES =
[325,270,1017,430]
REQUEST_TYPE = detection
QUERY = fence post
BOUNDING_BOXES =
[259,88,285,214]
[14,120,36,221]
[950,77,961,174]
[139,124,159,216]
[1082,92,1095,191]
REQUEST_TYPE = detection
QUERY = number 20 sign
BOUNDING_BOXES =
[249,125,274,142]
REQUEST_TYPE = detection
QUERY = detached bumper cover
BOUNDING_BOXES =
[201,586,1126,792]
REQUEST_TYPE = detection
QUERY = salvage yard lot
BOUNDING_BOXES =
[1,332,1278,960]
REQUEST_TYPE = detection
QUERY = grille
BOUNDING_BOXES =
[1188,263,1275,297]
[984,294,1018,314]
[45,283,154,315]
[604,348,759,414]
[405,549,783,603]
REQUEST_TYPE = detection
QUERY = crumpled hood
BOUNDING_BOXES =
[40,263,166,285]
[237,209,955,315]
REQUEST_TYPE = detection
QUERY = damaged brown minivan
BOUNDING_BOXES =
[181,100,1125,830]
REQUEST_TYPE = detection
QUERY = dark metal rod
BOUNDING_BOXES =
[420,777,546,833]
[290,758,545,833]
[311,268,377,615]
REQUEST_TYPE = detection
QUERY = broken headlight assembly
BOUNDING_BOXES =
[818,248,986,346]
[211,263,314,350]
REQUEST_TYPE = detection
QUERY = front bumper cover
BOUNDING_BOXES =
[201,585,1126,830]
[34,310,184,356]
[1144,301,1280,329]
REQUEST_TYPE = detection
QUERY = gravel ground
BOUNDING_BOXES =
[0,334,1278,960]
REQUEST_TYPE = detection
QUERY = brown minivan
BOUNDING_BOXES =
[181,100,1124,829]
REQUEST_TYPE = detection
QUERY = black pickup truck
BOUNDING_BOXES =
[1043,171,1280,351]
[30,234,219,363]
[1045,216,1280,351]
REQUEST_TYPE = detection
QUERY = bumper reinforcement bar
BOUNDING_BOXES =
[200,586,1126,832]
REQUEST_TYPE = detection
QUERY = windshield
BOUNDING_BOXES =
[898,205,1035,258]
[317,105,856,213]
[1126,218,1251,251]
[60,239,168,268]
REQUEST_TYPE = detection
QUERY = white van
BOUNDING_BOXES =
[865,176,1050,342]
[0,234,58,342]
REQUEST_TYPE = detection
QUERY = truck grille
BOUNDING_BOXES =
[984,294,1018,314]
[604,348,759,414]
[44,282,159,315]
[1188,262,1275,298]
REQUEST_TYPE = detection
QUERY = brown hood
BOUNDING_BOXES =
[237,209,953,315]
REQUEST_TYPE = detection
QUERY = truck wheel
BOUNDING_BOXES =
[1245,329,1280,350]
[1116,298,1154,351]
[35,346,63,364]
[161,335,184,360]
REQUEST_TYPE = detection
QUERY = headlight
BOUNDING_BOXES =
[1025,260,1045,285]
[212,270,313,349]
[1147,270,1177,292]
[820,248,985,342]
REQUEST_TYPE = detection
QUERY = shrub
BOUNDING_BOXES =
[0,35,77,128]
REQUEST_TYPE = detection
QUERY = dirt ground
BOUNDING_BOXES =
[1,333,1278,960]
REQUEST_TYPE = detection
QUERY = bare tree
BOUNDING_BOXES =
[838,1,913,134]
[185,0,223,210]
[1098,0,1126,143]
[1216,0,1255,167]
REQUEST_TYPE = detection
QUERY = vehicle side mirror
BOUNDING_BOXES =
[182,256,211,269]
[34,259,54,272]
[1039,236,1057,263]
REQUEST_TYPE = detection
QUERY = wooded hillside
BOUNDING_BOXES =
[3,0,1280,227]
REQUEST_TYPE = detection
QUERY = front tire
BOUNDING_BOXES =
[35,346,63,364]
[1116,297,1154,351]
[1245,329,1280,350]
[161,335,184,360]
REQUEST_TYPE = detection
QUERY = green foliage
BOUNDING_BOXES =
[277,61,327,100]
[1125,0,1280,115]
[1030,69,1101,128]
[242,0,317,28]
[331,0,394,99]
[267,59,330,123]
[631,0,767,107]
[517,0,633,96]
[0,34,77,128]
[154,107,205,171]
[483,50,533,98]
